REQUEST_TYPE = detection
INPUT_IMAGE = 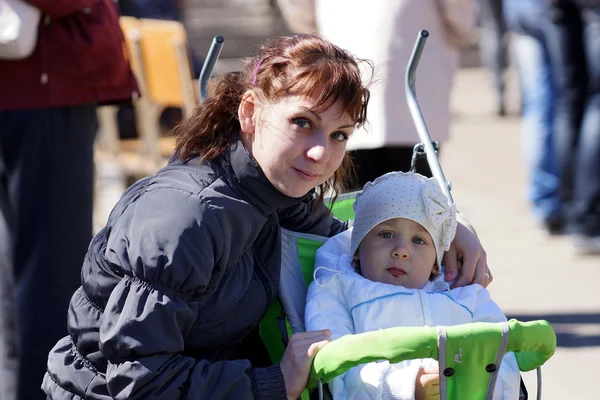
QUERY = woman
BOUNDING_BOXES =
[42,34,489,400]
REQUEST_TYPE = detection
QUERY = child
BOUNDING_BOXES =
[305,171,520,399]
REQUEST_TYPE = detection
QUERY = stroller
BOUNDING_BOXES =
[198,32,557,400]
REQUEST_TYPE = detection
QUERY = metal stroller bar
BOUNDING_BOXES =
[198,35,224,103]
[405,29,454,205]
[405,30,543,400]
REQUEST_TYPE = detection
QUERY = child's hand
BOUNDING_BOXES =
[415,365,440,400]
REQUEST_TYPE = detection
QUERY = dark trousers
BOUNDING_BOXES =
[348,145,436,192]
[571,7,600,236]
[0,105,97,400]
[548,2,600,235]
[478,0,508,107]
[545,0,587,210]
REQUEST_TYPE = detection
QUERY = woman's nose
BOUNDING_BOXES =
[306,144,328,163]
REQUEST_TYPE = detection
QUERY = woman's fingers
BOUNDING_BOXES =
[280,330,332,399]
[295,329,332,339]
[306,339,331,358]
[442,242,459,282]
[469,249,492,287]
[452,248,477,288]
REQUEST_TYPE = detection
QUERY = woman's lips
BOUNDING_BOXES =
[387,267,407,277]
[294,168,319,181]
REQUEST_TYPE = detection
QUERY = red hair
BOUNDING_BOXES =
[174,33,372,203]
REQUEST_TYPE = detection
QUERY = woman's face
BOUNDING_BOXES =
[240,92,356,198]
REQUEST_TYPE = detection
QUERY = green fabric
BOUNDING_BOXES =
[308,326,439,389]
[308,319,556,393]
[259,299,286,364]
[443,323,504,398]
[507,319,557,372]
[297,237,326,285]
[327,196,356,222]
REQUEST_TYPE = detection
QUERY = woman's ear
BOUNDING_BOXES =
[238,90,256,135]
[432,262,440,276]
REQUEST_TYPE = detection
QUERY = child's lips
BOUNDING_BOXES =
[387,267,407,277]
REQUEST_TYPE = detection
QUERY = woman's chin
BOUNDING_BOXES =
[274,182,311,198]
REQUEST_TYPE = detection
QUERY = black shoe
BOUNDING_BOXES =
[542,214,565,235]
[497,102,506,117]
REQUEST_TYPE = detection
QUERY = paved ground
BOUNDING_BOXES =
[94,66,600,398]
[443,68,600,399]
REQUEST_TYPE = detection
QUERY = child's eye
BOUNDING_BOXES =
[331,131,349,142]
[292,117,312,129]
[412,236,426,245]
[380,231,395,239]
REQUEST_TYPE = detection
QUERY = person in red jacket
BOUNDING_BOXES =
[0,1,138,399]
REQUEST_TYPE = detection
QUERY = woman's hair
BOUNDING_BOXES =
[173,33,372,203]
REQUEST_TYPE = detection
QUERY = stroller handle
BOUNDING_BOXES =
[405,29,454,204]
[308,319,556,391]
[198,35,224,103]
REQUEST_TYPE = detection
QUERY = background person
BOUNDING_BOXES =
[314,0,476,189]
[0,1,138,399]
[503,0,564,234]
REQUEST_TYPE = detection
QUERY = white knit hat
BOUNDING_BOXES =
[350,171,457,271]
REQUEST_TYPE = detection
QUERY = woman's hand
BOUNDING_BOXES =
[280,329,332,400]
[443,213,492,288]
[415,366,440,400]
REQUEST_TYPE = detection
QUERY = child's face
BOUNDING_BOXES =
[354,218,437,288]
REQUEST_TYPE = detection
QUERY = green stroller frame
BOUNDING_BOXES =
[198,32,557,400]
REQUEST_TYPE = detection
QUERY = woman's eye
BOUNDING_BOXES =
[412,237,426,245]
[380,231,394,239]
[331,131,349,142]
[293,117,312,129]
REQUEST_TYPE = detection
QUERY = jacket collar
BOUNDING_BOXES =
[215,132,312,216]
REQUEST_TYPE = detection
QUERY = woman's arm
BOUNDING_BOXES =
[101,189,286,399]
[443,213,492,288]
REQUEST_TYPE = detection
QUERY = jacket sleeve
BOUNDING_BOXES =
[100,188,286,400]
[473,288,521,400]
[25,0,98,17]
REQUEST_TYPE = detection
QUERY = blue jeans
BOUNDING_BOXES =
[503,0,562,221]
[571,7,600,236]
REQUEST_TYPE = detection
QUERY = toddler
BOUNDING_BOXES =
[305,171,520,399]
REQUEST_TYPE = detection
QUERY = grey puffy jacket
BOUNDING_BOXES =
[42,136,344,399]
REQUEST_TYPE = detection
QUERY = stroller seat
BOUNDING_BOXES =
[258,192,556,400]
